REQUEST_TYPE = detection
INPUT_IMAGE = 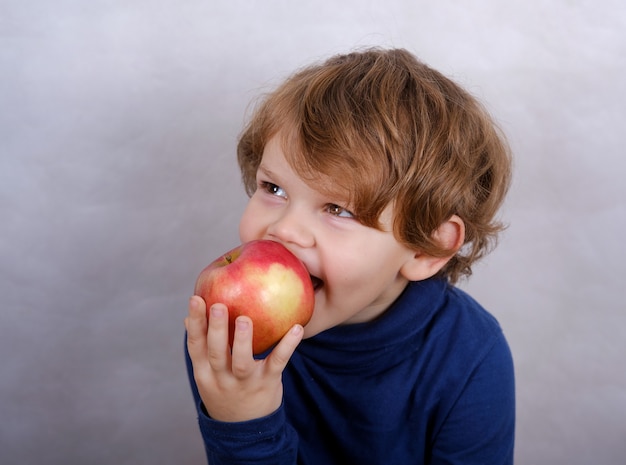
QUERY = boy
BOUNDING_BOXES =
[185,48,515,464]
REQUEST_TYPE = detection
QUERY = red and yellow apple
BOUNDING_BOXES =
[194,240,315,354]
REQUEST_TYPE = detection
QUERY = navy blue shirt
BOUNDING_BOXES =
[186,278,515,464]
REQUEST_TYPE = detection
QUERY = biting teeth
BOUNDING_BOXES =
[310,275,323,291]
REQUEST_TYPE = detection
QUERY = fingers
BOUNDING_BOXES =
[206,303,231,371]
[185,295,302,381]
[185,297,233,372]
[185,296,208,363]
[184,297,301,423]
[267,324,304,374]
[185,295,207,330]
[231,316,254,377]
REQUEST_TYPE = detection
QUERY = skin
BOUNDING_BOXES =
[185,134,465,422]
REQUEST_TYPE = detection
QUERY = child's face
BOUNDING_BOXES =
[238,135,417,339]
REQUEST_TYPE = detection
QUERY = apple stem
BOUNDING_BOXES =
[225,254,233,264]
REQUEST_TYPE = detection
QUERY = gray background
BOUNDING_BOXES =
[2,0,625,464]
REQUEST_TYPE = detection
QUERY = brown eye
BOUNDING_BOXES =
[326,204,354,218]
[260,181,287,198]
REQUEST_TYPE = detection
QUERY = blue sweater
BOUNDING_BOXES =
[185,278,515,464]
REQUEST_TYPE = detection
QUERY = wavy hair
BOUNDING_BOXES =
[237,48,512,283]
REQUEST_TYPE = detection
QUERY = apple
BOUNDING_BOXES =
[194,240,315,354]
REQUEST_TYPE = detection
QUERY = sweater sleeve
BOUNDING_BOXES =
[184,334,299,465]
[430,331,516,465]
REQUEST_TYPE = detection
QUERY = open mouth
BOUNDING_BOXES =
[310,275,323,292]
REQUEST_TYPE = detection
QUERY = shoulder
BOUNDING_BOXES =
[430,285,516,463]
[408,282,515,461]
[405,280,514,405]
[442,284,505,342]
[408,280,507,351]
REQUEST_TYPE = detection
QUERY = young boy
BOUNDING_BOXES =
[185,48,515,464]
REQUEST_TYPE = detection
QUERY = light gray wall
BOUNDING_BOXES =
[2,1,625,464]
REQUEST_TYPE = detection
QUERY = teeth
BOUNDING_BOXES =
[310,276,323,291]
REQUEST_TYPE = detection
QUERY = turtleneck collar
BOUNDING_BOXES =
[296,278,449,373]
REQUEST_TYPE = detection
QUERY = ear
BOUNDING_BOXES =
[400,215,466,281]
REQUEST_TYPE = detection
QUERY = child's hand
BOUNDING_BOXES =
[185,295,304,422]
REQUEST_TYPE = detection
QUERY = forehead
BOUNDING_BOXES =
[260,134,352,202]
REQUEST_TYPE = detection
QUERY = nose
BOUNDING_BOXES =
[266,207,315,249]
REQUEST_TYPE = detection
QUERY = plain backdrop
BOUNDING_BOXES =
[1,1,625,464]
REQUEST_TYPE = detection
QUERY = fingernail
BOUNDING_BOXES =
[291,324,303,335]
[236,318,249,331]
[210,305,224,318]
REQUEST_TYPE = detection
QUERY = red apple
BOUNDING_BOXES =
[194,240,315,354]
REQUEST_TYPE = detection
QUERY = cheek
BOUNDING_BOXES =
[322,250,364,291]
[324,241,403,290]
[238,202,259,243]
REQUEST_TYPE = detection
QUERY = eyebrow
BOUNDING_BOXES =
[257,163,281,181]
